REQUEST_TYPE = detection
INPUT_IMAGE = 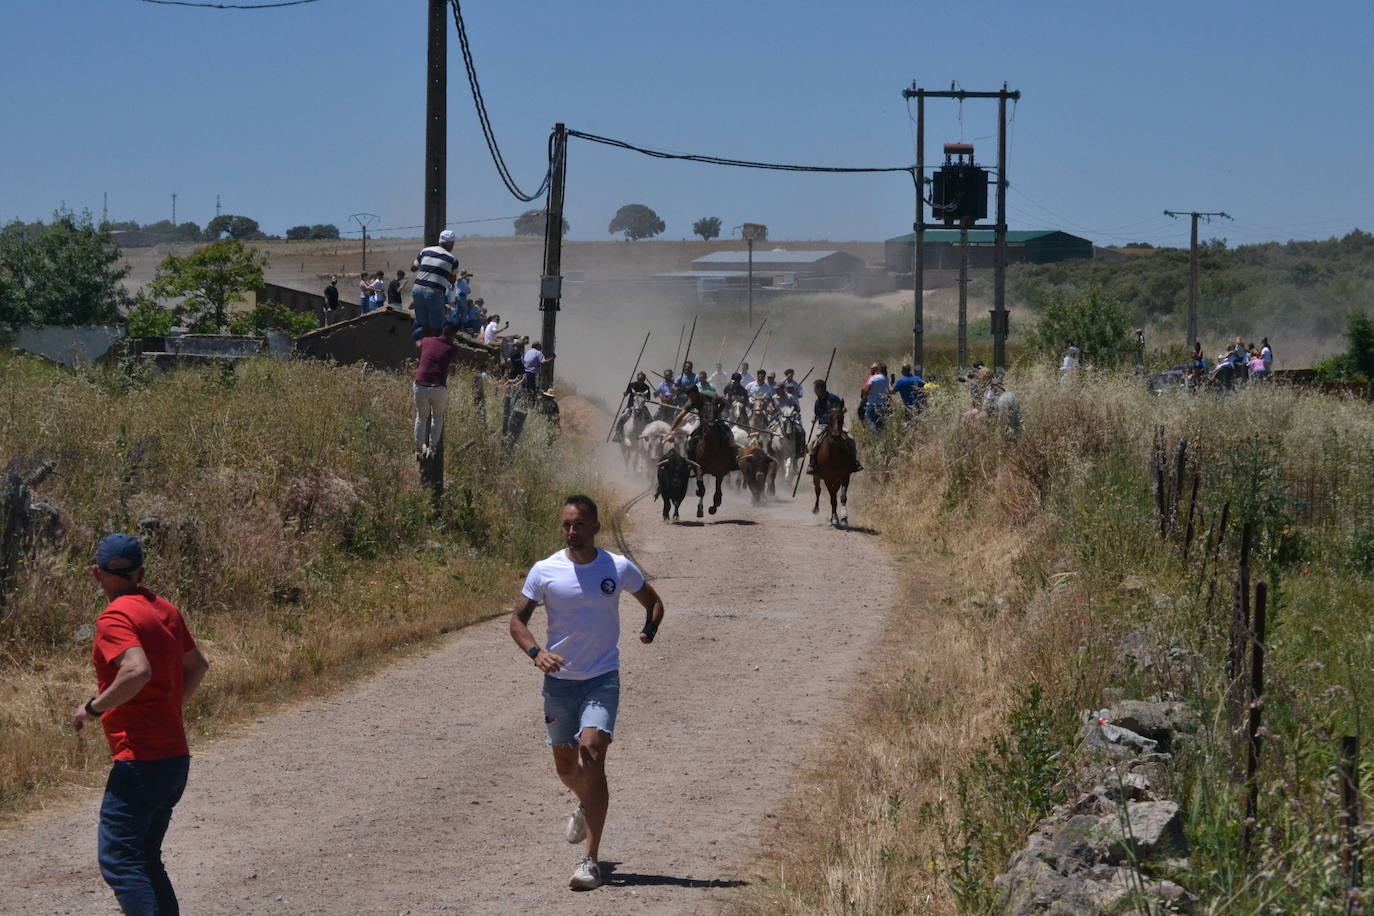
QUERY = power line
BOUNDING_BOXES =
[565,129,914,175]
[448,0,551,202]
[138,0,319,8]
[338,214,528,236]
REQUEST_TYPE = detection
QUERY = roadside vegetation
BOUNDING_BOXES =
[1007,229,1374,364]
[0,355,595,815]
[738,366,1374,913]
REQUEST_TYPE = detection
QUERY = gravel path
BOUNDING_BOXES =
[3,476,895,915]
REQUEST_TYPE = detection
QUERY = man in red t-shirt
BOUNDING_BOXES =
[72,533,209,915]
[413,322,461,460]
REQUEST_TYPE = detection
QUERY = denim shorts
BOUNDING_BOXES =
[543,669,619,747]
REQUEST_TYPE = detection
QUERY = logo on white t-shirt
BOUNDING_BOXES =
[599,577,617,595]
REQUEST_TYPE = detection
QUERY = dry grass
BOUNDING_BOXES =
[734,369,1374,913]
[0,354,604,818]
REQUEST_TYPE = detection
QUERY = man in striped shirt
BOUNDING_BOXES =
[410,229,458,339]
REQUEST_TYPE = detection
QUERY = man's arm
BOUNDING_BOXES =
[71,646,152,731]
[182,646,210,705]
[631,582,665,643]
[509,596,566,674]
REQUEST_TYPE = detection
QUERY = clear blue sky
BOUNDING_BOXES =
[5,0,1373,248]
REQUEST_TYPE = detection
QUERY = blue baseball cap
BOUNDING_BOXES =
[95,533,144,576]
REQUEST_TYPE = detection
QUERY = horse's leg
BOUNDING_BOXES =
[709,474,722,515]
[812,473,822,514]
[830,480,840,528]
[839,481,849,529]
[696,474,705,518]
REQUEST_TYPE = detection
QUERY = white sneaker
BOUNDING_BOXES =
[565,803,586,844]
[569,855,601,890]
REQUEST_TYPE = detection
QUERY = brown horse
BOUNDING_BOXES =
[812,413,855,528]
[689,420,737,517]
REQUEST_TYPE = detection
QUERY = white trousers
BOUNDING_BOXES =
[413,383,449,451]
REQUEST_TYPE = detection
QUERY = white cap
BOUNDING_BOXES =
[438,229,456,243]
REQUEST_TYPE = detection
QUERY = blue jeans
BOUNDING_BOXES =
[99,755,190,915]
[412,288,446,338]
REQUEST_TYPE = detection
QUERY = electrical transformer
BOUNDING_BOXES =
[930,142,988,227]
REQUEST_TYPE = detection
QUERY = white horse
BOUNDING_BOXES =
[771,403,806,483]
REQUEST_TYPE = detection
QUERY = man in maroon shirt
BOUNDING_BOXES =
[72,533,209,915]
[414,322,462,460]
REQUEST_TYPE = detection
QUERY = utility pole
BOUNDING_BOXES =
[350,212,379,272]
[538,123,568,390]
[101,192,108,226]
[913,92,925,369]
[902,83,1019,372]
[215,194,221,220]
[957,226,969,368]
[1165,209,1231,350]
[171,192,177,227]
[424,0,447,245]
[992,88,1010,372]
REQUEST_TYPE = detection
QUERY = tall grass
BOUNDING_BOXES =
[736,370,1374,913]
[0,354,601,815]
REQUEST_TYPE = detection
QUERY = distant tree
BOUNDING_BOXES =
[286,225,312,241]
[309,223,340,240]
[0,209,131,331]
[608,204,665,241]
[1026,287,1134,367]
[514,209,569,236]
[148,238,268,331]
[123,293,178,338]
[1348,310,1374,379]
[205,214,265,241]
[692,216,722,242]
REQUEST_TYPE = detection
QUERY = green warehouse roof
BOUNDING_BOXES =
[885,230,1087,244]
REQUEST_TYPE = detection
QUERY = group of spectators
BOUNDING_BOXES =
[856,363,927,431]
[1191,336,1274,386]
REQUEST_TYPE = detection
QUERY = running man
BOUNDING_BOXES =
[508,496,665,891]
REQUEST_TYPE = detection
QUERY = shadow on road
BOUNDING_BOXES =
[708,519,758,526]
[601,862,749,889]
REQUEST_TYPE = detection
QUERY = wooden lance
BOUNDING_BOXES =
[680,316,698,372]
[734,318,767,374]
[605,330,652,443]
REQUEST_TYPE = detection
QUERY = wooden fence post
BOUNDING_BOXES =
[1241,579,1267,862]
[1342,734,1363,905]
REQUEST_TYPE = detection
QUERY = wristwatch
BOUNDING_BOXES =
[526,646,540,659]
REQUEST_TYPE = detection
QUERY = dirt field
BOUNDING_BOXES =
[1,451,896,914]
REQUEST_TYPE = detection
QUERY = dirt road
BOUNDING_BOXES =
[2,468,894,914]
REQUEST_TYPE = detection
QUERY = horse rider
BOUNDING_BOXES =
[805,378,862,476]
[667,382,739,471]
[746,368,775,401]
[674,360,697,395]
[722,372,749,419]
[654,370,677,422]
[695,370,718,396]
[708,363,729,391]
[775,384,806,456]
[781,368,801,393]
[614,372,653,439]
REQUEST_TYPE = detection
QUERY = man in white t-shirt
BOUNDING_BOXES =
[509,495,665,892]
[481,314,509,345]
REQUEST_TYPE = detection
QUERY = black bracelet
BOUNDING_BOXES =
[85,697,101,717]
[642,619,659,639]
[527,645,540,659]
